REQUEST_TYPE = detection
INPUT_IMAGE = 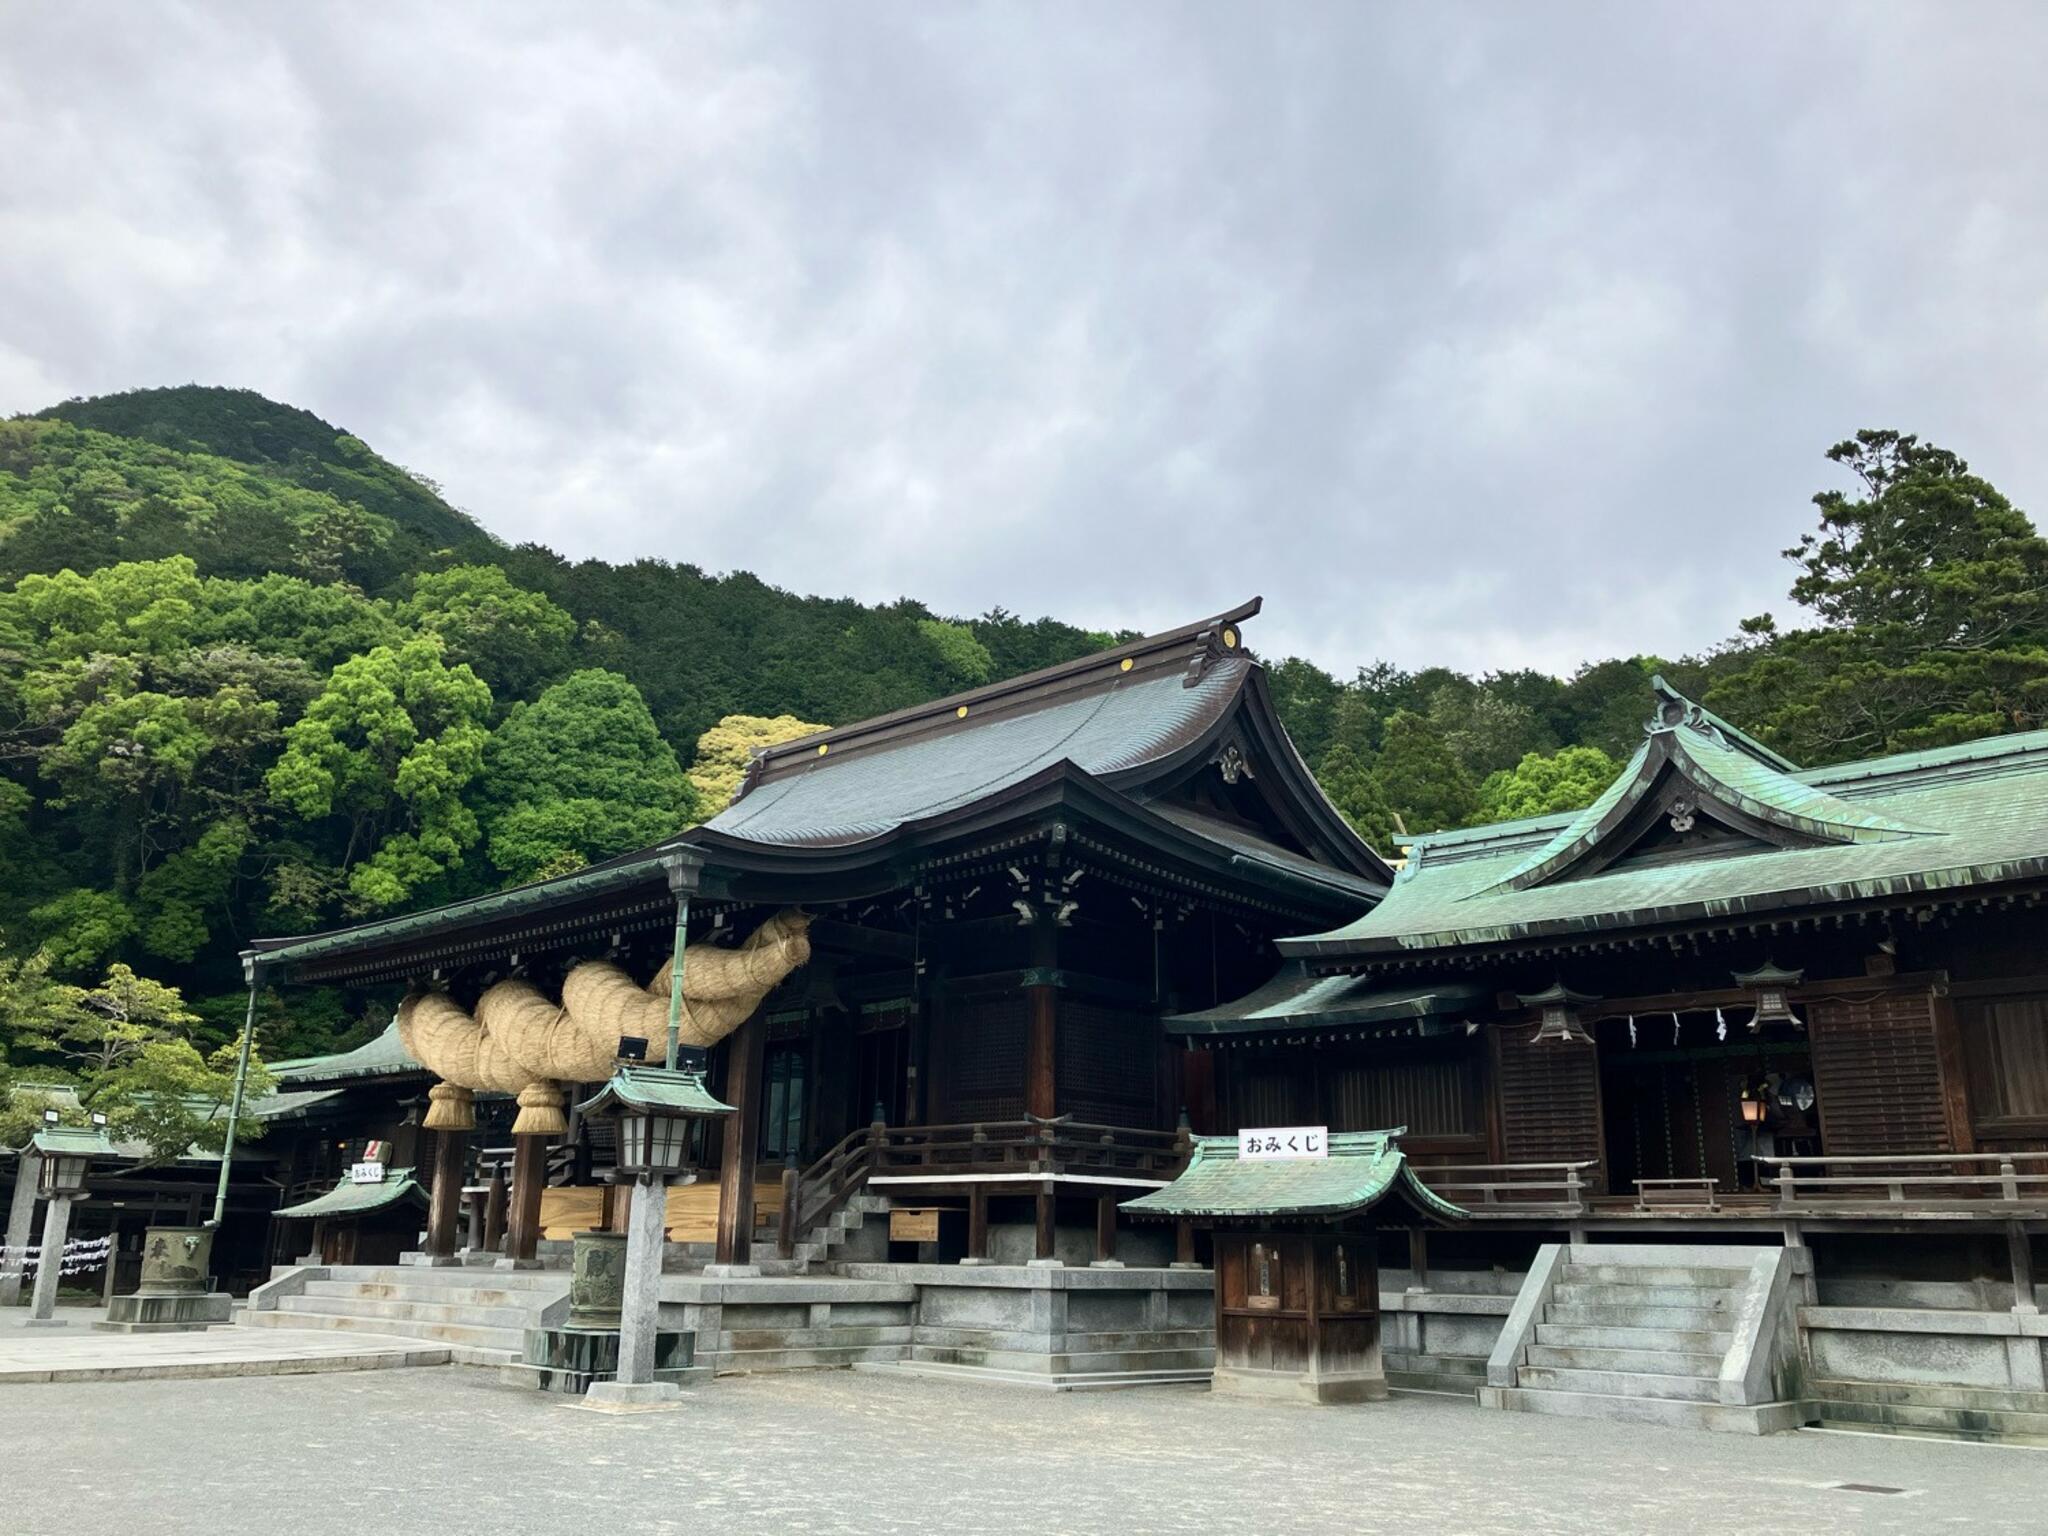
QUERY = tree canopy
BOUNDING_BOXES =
[0,388,2039,1083]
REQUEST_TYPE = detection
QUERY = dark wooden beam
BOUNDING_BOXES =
[716,1014,769,1266]
[968,1186,989,1261]
[425,1128,467,1259]
[506,1136,548,1262]
[1095,1195,1118,1265]
[1025,921,1058,1120]
[1035,1187,1056,1262]
[806,917,916,962]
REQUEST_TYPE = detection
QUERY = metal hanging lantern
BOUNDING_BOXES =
[1738,1083,1769,1125]
[1516,982,1599,1045]
[1733,961,1805,1033]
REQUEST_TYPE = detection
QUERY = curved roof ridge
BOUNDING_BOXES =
[734,597,1262,794]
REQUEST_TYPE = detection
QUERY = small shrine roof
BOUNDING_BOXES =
[1122,1130,1465,1223]
[272,1168,427,1220]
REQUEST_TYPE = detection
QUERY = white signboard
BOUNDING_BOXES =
[1238,1125,1328,1160]
[348,1161,387,1184]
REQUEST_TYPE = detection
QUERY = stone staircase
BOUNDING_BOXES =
[1482,1243,1808,1434]
[240,1264,571,1366]
[752,1192,891,1276]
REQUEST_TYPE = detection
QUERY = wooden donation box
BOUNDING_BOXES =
[1124,1128,1466,1405]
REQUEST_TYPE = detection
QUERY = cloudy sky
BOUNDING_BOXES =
[4,4,2045,678]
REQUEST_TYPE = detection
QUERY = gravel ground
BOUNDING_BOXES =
[3,1366,2042,1534]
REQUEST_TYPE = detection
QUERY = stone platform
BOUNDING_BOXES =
[0,1323,448,1384]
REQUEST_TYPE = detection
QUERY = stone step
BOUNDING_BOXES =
[1561,1243,1776,1270]
[1540,1302,1734,1331]
[1384,1351,1487,1379]
[319,1265,567,1293]
[713,1342,912,1372]
[1514,1365,1721,1402]
[1812,1396,2048,1442]
[239,1307,525,1356]
[1559,1264,1753,1289]
[1807,1378,2048,1442]
[279,1294,535,1331]
[302,1280,555,1311]
[1523,1344,1724,1377]
[1532,1323,1733,1352]
[1481,1384,1808,1434]
[1549,1282,1737,1310]
[858,1358,1211,1393]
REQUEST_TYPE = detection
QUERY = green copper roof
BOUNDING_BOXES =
[248,1087,347,1122]
[1283,683,2048,961]
[270,1022,425,1085]
[273,1167,427,1220]
[575,1065,734,1120]
[1123,1130,1466,1222]
[1165,965,1487,1042]
[29,1126,119,1160]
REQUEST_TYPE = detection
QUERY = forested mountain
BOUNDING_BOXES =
[3,386,2045,1130]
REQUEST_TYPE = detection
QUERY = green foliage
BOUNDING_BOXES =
[1314,743,1402,854]
[1473,746,1622,825]
[1708,431,2048,761]
[267,637,493,911]
[1374,709,1477,834]
[399,564,577,704]
[917,618,996,687]
[686,713,829,810]
[480,670,698,882]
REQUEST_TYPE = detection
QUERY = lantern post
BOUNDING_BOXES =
[572,1063,732,1411]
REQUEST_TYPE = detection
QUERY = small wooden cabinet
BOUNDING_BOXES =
[1214,1230,1384,1403]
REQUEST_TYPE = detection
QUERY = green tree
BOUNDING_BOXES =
[686,713,829,810]
[1709,431,2048,762]
[917,618,995,688]
[1314,743,1402,854]
[399,564,576,703]
[1472,746,1621,825]
[479,670,698,883]
[1374,709,1478,834]
[265,637,493,911]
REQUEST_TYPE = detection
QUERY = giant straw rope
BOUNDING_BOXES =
[399,909,812,1135]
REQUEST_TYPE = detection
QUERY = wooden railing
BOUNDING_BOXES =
[776,1116,1191,1259]
[1413,1161,1597,1217]
[1761,1152,2048,1212]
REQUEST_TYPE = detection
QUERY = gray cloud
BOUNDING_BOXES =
[4,2,2046,677]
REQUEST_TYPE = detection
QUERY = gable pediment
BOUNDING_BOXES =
[1485,680,1938,895]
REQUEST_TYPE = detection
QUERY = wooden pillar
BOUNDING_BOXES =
[1408,1228,1430,1291]
[463,1189,486,1252]
[1175,1220,1197,1267]
[1094,1194,1118,1265]
[2011,1220,2039,1315]
[483,1158,508,1252]
[967,1185,989,1262]
[1025,920,1057,1120]
[505,1136,548,1262]
[715,1014,768,1267]
[425,1128,467,1258]
[1034,1185,1056,1262]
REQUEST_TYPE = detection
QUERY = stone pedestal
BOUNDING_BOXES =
[504,1323,703,1396]
[96,1224,232,1333]
[577,1380,688,1413]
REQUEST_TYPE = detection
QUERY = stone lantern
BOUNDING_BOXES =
[514,1064,731,1408]
[24,1119,117,1327]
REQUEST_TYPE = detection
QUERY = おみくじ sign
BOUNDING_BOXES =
[1237,1126,1327,1160]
